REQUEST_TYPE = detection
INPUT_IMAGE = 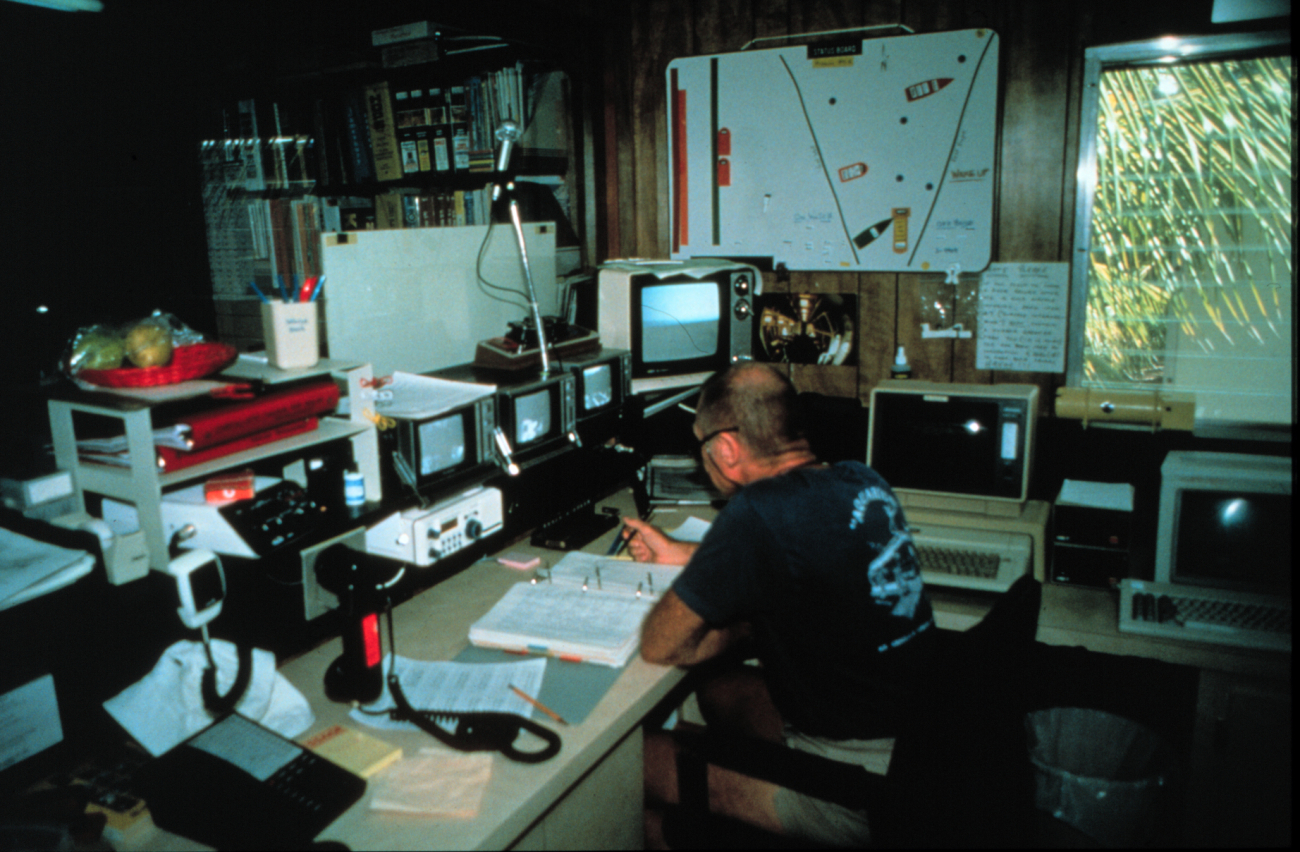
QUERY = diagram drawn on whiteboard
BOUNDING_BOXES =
[667,29,999,273]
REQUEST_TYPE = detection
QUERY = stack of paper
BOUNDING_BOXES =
[1,528,95,611]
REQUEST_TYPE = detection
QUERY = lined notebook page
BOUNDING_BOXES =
[468,583,655,667]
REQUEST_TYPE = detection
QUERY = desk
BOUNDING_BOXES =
[129,496,686,851]
[124,500,1287,849]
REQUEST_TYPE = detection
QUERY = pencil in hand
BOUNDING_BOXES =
[607,526,631,557]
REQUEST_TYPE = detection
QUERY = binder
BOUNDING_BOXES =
[178,379,339,450]
[156,417,319,472]
[467,553,683,668]
[447,86,470,172]
[363,81,403,182]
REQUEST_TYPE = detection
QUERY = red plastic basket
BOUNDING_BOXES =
[78,342,239,388]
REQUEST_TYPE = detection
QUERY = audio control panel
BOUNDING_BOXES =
[159,477,326,558]
[365,486,503,567]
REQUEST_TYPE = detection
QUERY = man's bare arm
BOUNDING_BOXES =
[640,589,748,667]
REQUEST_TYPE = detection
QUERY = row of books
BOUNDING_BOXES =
[215,63,535,193]
[390,65,527,178]
[327,186,495,231]
[207,185,511,295]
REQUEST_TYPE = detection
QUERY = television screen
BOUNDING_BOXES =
[417,413,467,476]
[640,281,720,363]
[514,389,553,445]
[1174,490,1291,596]
[582,364,614,412]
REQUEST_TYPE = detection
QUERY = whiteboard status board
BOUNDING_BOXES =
[667,29,999,273]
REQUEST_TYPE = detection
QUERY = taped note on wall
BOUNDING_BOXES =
[976,263,1069,373]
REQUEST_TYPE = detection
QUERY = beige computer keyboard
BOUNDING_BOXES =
[909,522,1032,593]
[1118,579,1291,653]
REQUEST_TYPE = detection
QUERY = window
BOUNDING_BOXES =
[1068,32,1292,430]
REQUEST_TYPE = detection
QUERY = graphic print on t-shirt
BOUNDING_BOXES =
[851,485,924,620]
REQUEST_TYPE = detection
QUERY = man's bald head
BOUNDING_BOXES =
[695,362,807,460]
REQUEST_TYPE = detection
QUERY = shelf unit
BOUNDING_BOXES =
[48,359,381,583]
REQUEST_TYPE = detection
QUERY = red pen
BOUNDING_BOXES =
[297,275,318,302]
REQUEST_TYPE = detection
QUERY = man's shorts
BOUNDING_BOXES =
[771,727,895,847]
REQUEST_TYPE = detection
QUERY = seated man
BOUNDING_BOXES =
[624,362,937,848]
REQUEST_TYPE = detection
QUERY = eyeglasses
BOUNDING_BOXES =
[694,426,738,457]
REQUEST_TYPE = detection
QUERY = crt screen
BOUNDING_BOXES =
[641,282,720,363]
[871,395,1020,499]
[1174,490,1292,596]
[514,389,553,445]
[417,414,467,476]
[582,364,614,411]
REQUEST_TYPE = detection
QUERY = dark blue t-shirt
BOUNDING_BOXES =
[672,461,936,739]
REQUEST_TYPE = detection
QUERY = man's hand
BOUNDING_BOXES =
[620,517,698,566]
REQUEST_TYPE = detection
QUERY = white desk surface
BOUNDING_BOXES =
[301,558,685,850]
[128,500,687,852]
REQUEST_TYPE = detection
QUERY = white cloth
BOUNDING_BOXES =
[103,639,314,756]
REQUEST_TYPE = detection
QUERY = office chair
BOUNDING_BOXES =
[662,575,1043,849]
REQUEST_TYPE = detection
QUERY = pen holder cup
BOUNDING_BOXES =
[261,301,320,369]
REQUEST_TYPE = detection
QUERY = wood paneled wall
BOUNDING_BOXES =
[589,0,1237,407]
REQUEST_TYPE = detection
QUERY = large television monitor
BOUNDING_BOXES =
[598,258,758,394]
[1155,451,1291,598]
[867,381,1038,511]
[385,395,497,496]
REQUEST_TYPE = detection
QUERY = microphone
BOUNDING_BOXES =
[495,119,522,174]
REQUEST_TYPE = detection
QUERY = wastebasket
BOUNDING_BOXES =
[1025,707,1175,847]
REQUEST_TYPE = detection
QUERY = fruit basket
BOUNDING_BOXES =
[77,342,239,388]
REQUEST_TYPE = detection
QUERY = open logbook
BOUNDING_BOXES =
[468,553,682,668]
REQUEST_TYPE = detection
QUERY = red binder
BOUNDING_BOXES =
[157,418,319,472]
[180,380,339,450]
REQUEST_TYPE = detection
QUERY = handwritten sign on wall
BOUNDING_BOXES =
[976,262,1069,373]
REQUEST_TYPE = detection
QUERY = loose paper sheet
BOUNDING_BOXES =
[350,656,545,733]
[1057,480,1135,512]
[374,372,495,419]
[976,263,1069,373]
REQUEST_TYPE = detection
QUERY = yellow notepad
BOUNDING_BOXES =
[299,724,403,779]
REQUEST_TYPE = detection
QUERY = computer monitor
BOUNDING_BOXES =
[1154,451,1291,598]
[598,259,758,394]
[867,381,1038,510]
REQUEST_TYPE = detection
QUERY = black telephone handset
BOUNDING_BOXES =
[134,712,365,850]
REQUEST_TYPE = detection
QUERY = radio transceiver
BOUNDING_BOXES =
[365,486,503,567]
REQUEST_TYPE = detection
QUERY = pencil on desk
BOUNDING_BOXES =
[509,684,568,726]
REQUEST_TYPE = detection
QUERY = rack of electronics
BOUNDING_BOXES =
[366,349,643,568]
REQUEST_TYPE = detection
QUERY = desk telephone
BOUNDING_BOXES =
[134,711,365,850]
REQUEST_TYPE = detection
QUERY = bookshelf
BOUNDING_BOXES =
[199,26,582,352]
[47,361,380,581]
